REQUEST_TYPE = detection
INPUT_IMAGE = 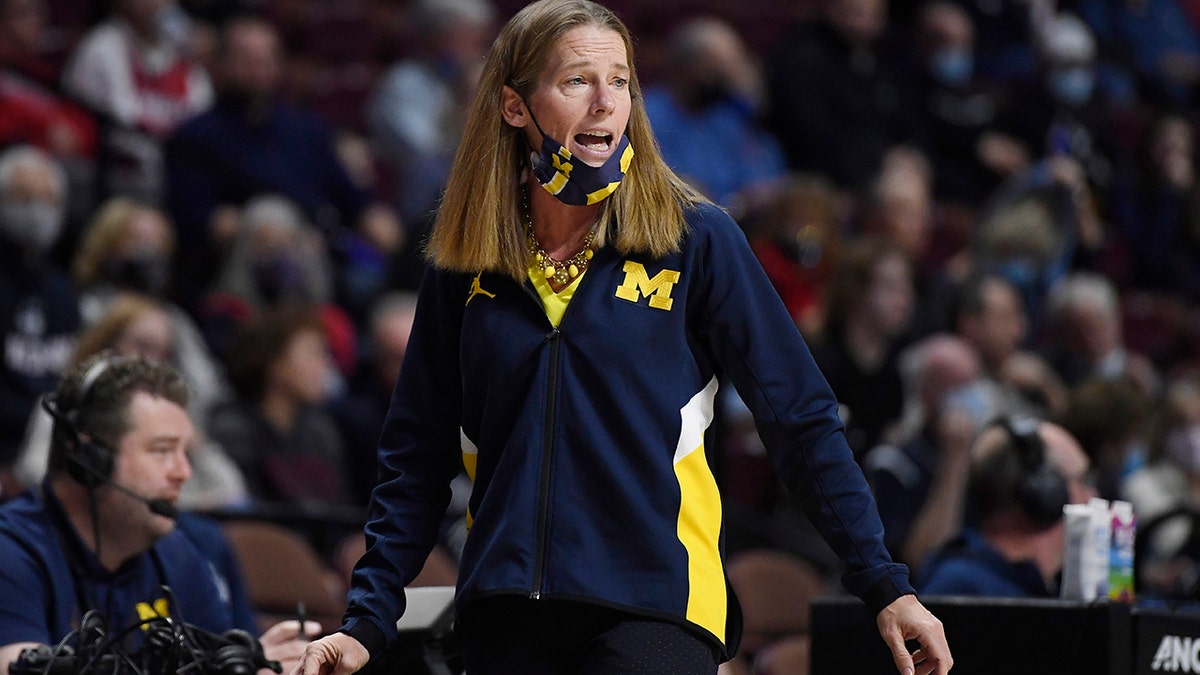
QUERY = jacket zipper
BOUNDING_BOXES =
[531,326,561,599]
[522,257,592,599]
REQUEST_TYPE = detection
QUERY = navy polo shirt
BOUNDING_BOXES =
[0,486,234,651]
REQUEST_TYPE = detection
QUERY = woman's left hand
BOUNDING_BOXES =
[876,594,953,675]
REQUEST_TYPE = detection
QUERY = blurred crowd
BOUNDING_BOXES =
[8,0,1200,652]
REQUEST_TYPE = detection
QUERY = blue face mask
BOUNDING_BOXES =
[527,112,634,206]
[1049,68,1095,107]
[930,47,973,87]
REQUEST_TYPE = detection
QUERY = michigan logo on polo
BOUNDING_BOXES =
[135,598,170,628]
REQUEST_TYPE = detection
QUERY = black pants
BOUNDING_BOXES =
[455,596,720,675]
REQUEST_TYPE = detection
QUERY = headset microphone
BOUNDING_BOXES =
[147,498,178,520]
[105,477,180,520]
[60,441,181,520]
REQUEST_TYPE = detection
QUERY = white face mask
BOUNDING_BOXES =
[0,200,64,257]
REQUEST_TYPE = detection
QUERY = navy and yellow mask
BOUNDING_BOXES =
[527,116,634,206]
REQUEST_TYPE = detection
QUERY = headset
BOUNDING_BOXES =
[43,357,117,487]
[994,415,1070,528]
[41,356,178,519]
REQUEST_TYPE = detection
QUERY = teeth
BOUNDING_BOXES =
[580,133,609,149]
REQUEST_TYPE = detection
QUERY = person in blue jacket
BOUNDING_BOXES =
[298,1,953,674]
[0,355,319,672]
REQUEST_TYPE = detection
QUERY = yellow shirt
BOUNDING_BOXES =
[528,262,586,327]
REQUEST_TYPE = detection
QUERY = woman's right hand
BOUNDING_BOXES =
[292,632,370,675]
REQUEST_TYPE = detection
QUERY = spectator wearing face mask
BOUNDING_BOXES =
[198,194,358,381]
[864,334,999,573]
[743,173,843,338]
[0,145,78,497]
[950,0,1045,85]
[643,16,787,208]
[996,13,1124,192]
[71,197,233,422]
[165,15,402,314]
[909,0,1025,207]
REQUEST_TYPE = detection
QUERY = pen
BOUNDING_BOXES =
[297,601,307,640]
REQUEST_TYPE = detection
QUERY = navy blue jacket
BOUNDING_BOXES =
[343,202,912,656]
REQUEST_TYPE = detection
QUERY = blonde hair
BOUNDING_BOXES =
[73,197,175,287]
[425,0,707,279]
[69,293,172,369]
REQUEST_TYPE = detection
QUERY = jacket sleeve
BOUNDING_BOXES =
[340,268,466,656]
[687,204,915,614]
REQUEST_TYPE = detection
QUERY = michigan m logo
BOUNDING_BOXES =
[135,598,170,629]
[615,261,681,311]
[550,150,573,177]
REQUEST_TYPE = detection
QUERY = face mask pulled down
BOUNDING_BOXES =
[527,113,634,206]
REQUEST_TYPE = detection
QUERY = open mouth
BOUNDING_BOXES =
[574,131,613,153]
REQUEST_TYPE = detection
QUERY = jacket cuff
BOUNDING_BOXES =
[341,617,388,660]
[861,567,917,615]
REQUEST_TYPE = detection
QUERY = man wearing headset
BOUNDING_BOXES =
[0,354,319,672]
[917,416,1099,596]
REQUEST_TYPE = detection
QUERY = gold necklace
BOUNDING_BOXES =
[525,200,597,285]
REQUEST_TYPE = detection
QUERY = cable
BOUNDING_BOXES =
[149,585,218,670]
[11,586,281,675]
[47,623,80,669]
[87,488,102,579]
[75,610,131,675]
